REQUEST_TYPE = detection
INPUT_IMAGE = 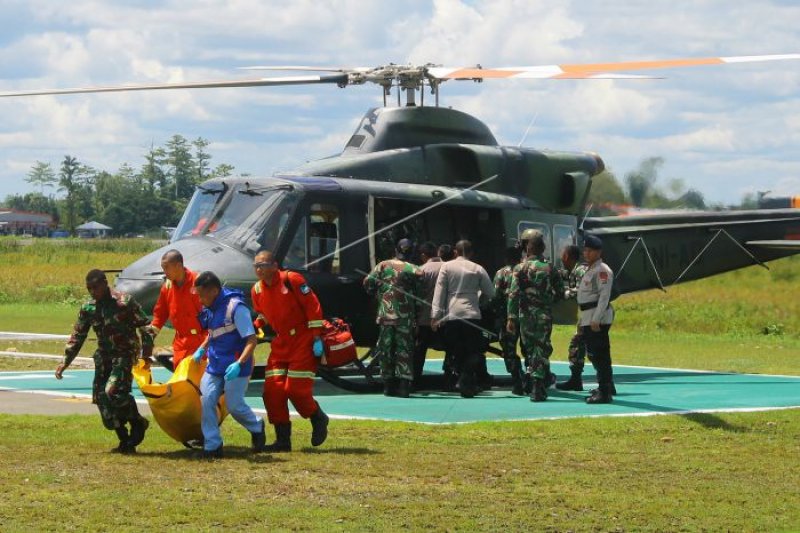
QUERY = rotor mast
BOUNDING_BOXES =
[355,64,443,108]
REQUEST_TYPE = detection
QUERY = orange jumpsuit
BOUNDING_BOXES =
[251,270,324,424]
[151,268,207,366]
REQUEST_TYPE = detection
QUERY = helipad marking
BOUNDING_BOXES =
[1,361,799,424]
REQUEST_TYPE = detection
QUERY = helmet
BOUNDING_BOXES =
[396,238,414,260]
[519,228,543,243]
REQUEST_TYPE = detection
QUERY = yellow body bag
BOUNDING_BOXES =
[132,357,228,445]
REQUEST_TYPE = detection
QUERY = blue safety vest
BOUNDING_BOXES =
[198,288,252,378]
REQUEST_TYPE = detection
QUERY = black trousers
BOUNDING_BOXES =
[582,325,613,392]
[413,325,438,383]
[443,319,483,390]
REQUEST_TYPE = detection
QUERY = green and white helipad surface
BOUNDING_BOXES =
[2,360,799,424]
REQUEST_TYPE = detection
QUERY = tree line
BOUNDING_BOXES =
[4,145,748,235]
[2,135,235,236]
[587,156,717,215]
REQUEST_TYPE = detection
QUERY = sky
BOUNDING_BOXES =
[1,0,799,205]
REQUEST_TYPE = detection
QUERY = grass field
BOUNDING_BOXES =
[1,239,799,531]
[0,410,797,531]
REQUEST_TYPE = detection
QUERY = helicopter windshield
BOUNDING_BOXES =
[172,183,296,256]
[172,183,227,242]
[206,185,295,255]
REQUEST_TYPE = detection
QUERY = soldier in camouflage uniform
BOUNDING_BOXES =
[492,246,525,395]
[363,239,421,398]
[55,269,154,453]
[556,245,590,392]
[506,230,564,401]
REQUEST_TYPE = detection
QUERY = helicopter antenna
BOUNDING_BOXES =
[517,111,539,147]
[579,202,594,232]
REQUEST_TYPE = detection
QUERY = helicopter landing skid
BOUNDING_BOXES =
[154,345,523,394]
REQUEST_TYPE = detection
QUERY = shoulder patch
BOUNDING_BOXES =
[599,271,609,282]
[299,284,311,295]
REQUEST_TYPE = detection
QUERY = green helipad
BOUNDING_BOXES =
[2,360,799,424]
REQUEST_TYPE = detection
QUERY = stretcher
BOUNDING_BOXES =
[132,357,227,446]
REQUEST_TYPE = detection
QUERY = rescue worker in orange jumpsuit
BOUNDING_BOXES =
[149,249,207,367]
[251,249,329,451]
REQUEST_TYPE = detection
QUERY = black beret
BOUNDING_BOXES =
[583,234,603,250]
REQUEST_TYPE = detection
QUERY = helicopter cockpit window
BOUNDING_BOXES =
[553,224,577,269]
[517,221,552,261]
[204,186,291,254]
[172,184,227,242]
[346,134,366,149]
[283,203,340,274]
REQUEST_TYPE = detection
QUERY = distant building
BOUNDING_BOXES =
[76,221,112,238]
[0,209,54,236]
[758,196,800,209]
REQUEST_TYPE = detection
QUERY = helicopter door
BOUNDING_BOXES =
[281,198,374,343]
[368,196,506,273]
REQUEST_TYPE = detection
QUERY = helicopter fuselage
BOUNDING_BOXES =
[115,107,605,344]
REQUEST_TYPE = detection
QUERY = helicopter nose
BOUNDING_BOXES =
[114,244,166,312]
[115,275,162,312]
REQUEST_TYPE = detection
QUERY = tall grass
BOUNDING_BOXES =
[1,237,798,338]
[616,255,800,338]
[0,237,160,304]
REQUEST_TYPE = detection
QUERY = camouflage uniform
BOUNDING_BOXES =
[64,290,154,430]
[563,262,589,372]
[507,255,564,381]
[492,265,520,373]
[363,259,420,381]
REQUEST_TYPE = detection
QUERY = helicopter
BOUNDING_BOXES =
[3,54,800,392]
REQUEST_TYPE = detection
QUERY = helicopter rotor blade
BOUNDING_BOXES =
[427,53,800,80]
[0,74,348,98]
[239,65,372,73]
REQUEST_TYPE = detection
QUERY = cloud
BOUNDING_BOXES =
[1,0,799,205]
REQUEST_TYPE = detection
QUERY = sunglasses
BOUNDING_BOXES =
[253,261,277,268]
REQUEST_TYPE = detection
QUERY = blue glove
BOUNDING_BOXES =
[192,346,206,362]
[224,361,241,381]
[312,337,324,358]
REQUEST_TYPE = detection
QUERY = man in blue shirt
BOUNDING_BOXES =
[192,271,266,458]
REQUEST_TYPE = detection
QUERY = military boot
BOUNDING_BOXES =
[556,368,584,391]
[530,378,548,402]
[442,371,458,392]
[522,370,533,395]
[251,419,267,452]
[129,416,149,447]
[586,384,613,404]
[111,426,134,454]
[509,359,524,396]
[383,378,397,397]
[263,422,292,452]
[395,379,412,399]
[310,406,329,447]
